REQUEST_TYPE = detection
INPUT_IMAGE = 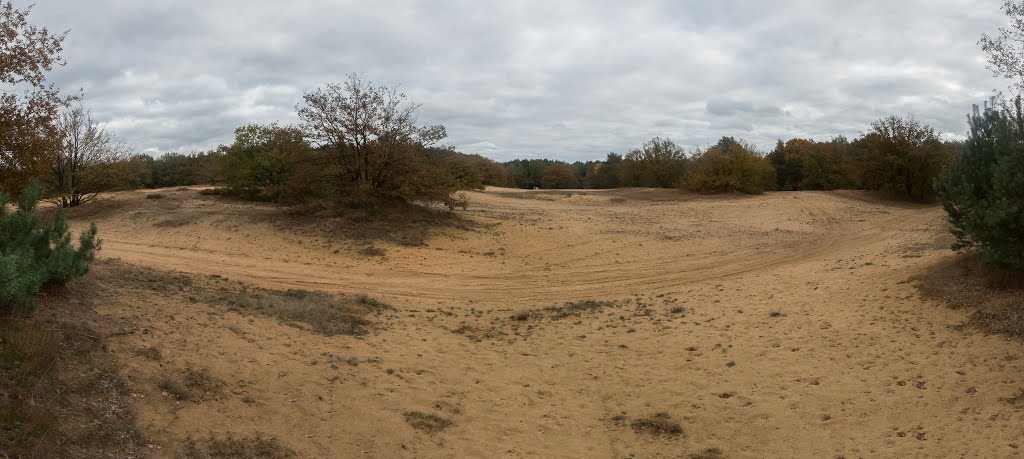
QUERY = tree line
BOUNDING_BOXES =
[499,117,959,201]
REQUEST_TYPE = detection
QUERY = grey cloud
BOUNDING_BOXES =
[27,0,1012,160]
[706,100,786,118]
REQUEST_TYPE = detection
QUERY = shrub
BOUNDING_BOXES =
[0,183,100,309]
[860,115,951,201]
[767,138,853,191]
[217,123,321,204]
[48,105,133,207]
[686,137,776,194]
[298,74,464,209]
[937,98,1024,271]
[540,162,578,189]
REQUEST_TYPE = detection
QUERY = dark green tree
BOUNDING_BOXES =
[218,123,319,203]
[1,183,99,309]
[937,98,1024,270]
[591,153,622,188]
[800,148,848,190]
[860,116,950,201]
[504,158,555,188]
[149,151,222,187]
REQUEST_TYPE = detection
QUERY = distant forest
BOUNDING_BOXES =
[122,114,958,203]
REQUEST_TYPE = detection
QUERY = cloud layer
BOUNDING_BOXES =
[32,0,1010,160]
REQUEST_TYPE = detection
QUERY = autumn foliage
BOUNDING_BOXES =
[0,2,68,195]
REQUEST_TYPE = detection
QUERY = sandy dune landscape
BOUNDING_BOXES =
[60,187,1024,458]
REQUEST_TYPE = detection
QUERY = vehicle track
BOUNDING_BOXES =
[96,189,942,306]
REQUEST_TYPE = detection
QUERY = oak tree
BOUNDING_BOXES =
[0,2,69,195]
[298,74,463,208]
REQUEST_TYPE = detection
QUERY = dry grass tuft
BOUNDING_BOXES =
[1002,389,1024,409]
[279,198,480,247]
[133,345,162,361]
[359,245,387,257]
[183,433,297,458]
[0,310,142,457]
[99,260,387,336]
[914,254,1024,340]
[404,411,453,433]
[689,447,725,459]
[547,299,618,319]
[630,412,684,436]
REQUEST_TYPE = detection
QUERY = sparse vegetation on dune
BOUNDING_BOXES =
[628,412,684,436]
[97,259,388,336]
[183,433,297,459]
[286,196,479,246]
[914,254,1024,339]
[0,292,142,457]
[404,411,453,433]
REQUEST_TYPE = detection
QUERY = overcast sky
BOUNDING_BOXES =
[30,0,1011,161]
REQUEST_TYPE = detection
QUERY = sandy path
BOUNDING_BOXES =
[76,188,1024,458]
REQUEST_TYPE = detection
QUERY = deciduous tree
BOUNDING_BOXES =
[539,162,577,189]
[298,74,461,208]
[860,116,949,201]
[0,2,69,195]
[980,1,1024,93]
[686,137,775,194]
[218,123,319,203]
[49,105,131,207]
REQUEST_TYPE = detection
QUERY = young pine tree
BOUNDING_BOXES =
[936,97,1024,271]
[0,183,100,309]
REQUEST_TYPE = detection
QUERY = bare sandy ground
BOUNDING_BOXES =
[69,187,1024,457]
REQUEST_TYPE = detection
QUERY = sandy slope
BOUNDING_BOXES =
[73,187,1024,458]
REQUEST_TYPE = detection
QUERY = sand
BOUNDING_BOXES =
[70,187,1024,458]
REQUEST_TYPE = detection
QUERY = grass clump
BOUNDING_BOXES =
[134,345,162,360]
[160,367,225,402]
[159,378,196,402]
[1002,389,1024,409]
[99,260,387,337]
[0,316,142,457]
[914,255,1024,340]
[630,412,684,436]
[547,299,618,319]
[183,433,296,458]
[359,245,386,257]
[689,447,725,459]
[223,288,378,336]
[404,411,453,433]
